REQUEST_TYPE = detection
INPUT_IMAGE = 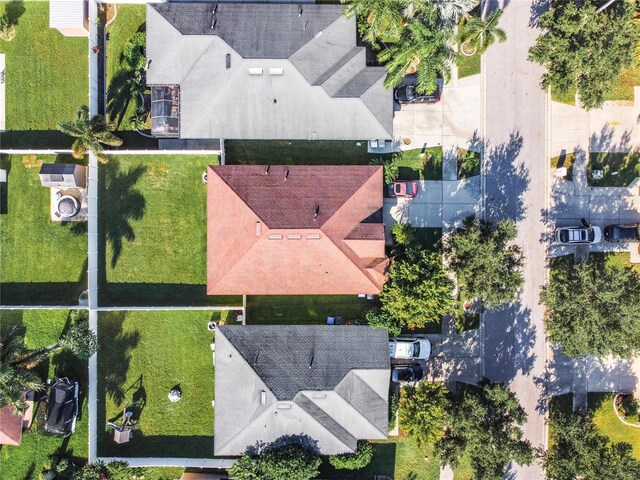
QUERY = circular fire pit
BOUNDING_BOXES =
[56,195,80,219]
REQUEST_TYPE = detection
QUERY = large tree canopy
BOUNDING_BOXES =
[399,382,448,447]
[529,0,639,110]
[380,247,456,329]
[544,404,640,480]
[229,443,321,480]
[540,256,640,358]
[436,380,534,480]
[445,215,524,308]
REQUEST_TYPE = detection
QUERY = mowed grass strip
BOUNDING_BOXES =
[0,1,88,147]
[97,310,217,458]
[0,154,88,304]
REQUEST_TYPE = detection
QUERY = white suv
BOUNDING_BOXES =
[389,338,431,360]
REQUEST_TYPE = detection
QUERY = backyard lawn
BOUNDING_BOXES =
[0,1,88,148]
[0,154,88,305]
[98,154,240,307]
[225,140,379,165]
[97,310,217,458]
[0,310,88,480]
[396,147,443,181]
[246,295,373,325]
[588,152,640,187]
[105,4,146,132]
[589,392,640,460]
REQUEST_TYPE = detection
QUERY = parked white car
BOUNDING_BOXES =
[389,338,431,360]
[554,225,602,245]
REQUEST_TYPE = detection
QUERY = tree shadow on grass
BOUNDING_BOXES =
[98,312,140,406]
[106,69,134,130]
[3,1,25,26]
[99,158,146,269]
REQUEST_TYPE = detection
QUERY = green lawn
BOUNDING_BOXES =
[98,154,240,307]
[246,295,373,325]
[589,392,640,460]
[318,438,440,480]
[396,147,443,181]
[225,140,381,165]
[0,154,88,305]
[0,1,88,148]
[457,50,481,79]
[551,152,575,181]
[588,152,640,187]
[551,86,576,106]
[604,66,640,102]
[97,310,217,458]
[0,310,88,480]
[106,4,146,132]
[602,251,640,276]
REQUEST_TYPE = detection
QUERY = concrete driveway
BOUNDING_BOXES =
[383,177,481,236]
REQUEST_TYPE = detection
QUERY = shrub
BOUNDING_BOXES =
[391,222,415,246]
[363,308,401,337]
[329,441,374,470]
[388,392,399,431]
[619,395,639,421]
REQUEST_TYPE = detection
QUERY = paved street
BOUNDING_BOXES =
[483,1,549,478]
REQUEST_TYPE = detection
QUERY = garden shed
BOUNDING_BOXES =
[39,163,86,189]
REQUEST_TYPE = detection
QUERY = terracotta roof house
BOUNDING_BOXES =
[0,404,24,446]
[214,325,390,456]
[207,165,388,295]
[145,3,393,140]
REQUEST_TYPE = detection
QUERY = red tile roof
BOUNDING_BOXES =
[0,404,23,446]
[207,165,388,295]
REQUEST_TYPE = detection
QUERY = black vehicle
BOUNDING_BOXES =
[603,224,640,242]
[394,83,442,104]
[391,364,424,383]
[44,378,78,437]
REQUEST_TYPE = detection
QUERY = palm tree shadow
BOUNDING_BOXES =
[106,69,132,130]
[4,1,25,26]
[99,158,146,269]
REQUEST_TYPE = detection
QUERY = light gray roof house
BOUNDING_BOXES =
[146,3,393,140]
[214,325,390,456]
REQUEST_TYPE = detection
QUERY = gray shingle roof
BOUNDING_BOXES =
[152,3,344,59]
[219,325,389,400]
[146,3,393,140]
[214,326,389,456]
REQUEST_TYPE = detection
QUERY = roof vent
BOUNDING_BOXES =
[306,234,321,240]
[268,234,283,240]
[264,165,270,175]
[226,53,231,69]
[210,4,218,29]
[298,5,303,16]
[287,234,302,240]
[314,205,320,221]
[260,390,266,405]
[269,68,284,76]
[249,67,263,75]
[277,403,292,410]
[311,392,327,399]
[284,169,289,181]
[255,221,261,236]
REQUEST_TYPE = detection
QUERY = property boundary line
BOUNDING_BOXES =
[0,149,221,155]
[96,457,236,469]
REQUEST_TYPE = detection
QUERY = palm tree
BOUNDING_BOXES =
[378,12,457,94]
[59,106,123,164]
[431,0,479,26]
[460,9,506,55]
[0,16,15,42]
[341,0,404,44]
[0,327,46,414]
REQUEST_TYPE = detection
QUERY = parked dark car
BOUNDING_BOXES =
[604,224,640,242]
[394,83,442,104]
[44,378,78,437]
[385,181,419,198]
[391,364,424,383]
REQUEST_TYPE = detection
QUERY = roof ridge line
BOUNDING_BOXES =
[336,370,388,438]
